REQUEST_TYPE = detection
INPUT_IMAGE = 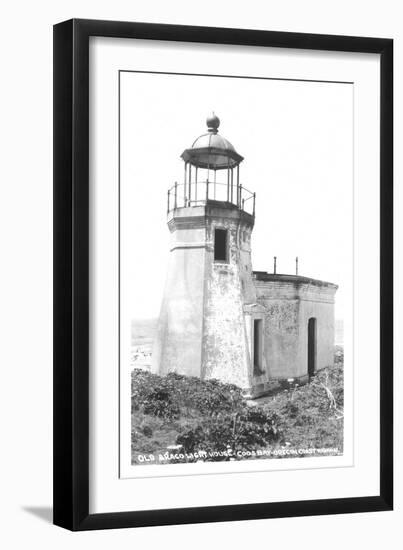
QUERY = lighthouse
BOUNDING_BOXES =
[152,114,258,391]
[151,113,338,397]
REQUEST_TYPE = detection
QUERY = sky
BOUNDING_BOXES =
[119,71,353,321]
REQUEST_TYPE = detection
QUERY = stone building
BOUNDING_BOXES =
[152,114,337,397]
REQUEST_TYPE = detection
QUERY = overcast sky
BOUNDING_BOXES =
[120,71,353,321]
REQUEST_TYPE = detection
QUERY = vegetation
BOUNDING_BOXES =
[131,352,343,464]
[262,362,344,454]
[131,371,281,463]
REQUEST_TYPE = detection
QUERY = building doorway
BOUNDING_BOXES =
[253,319,263,376]
[307,317,317,378]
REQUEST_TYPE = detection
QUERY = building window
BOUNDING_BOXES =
[253,319,263,375]
[214,228,228,262]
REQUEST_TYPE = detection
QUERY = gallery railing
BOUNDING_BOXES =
[167,180,255,216]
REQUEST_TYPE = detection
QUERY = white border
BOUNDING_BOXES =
[89,36,380,514]
[118,69,354,479]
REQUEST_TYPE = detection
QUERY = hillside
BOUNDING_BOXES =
[131,354,343,465]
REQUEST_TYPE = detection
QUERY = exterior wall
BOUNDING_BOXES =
[238,224,257,304]
[202,205,255,389]
[297,291,336,377]
[151,208,206,376]
[152,202,255,390]
[253,276,337,394]
[255,281,301,385]
[244,303,268,386]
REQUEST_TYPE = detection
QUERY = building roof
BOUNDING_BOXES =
[181,113,244,170]
[253,271,338,289]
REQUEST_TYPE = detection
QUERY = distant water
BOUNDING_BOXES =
[131,318,344,346]
[131,318,157,371]
[131,318,157,345]
[131,318,344,344]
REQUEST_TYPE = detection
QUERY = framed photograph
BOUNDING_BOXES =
[53,19,393,530]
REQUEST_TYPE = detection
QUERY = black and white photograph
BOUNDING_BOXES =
[119,70,352,472]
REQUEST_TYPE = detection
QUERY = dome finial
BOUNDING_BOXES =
[206,112,220,133]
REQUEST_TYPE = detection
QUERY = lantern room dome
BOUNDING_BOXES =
[181,113,244,170]
[191,132,236,153]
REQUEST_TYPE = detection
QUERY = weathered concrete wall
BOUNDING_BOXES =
[297,288,336,377]
[263,301,300,378]
[254,275,337,390]
[202,205,255,389]
[238,224,257,305]
[151,208,206,377]
[152,203,256,390]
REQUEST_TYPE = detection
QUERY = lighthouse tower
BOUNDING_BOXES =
[152,114,259,392]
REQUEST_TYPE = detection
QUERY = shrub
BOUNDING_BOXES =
[131,369,244,419]
[266,363,344,451]
[131,369,180,420]
[141,424,153,437]
[131,362,343,463]
[176,407,282,459]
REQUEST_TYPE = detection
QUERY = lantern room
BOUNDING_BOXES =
[167,113,256,216]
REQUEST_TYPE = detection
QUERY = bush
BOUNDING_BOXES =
[132,369,244,419]
[266,363,344,451]
[131,369,282,461]
[176,407,281,459]
[141,424,153,437]
[132,370,180,420]
[131,362,343,463]
[334,345,344,365]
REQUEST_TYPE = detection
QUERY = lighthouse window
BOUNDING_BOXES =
[214,229,228,262]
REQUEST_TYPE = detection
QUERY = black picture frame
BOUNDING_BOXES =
[53,18,393,531]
